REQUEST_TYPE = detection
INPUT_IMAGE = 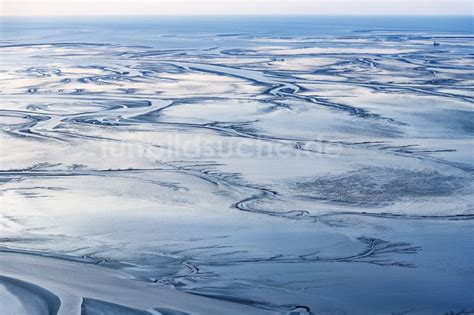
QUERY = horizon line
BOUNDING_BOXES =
[2,0,473,17]
[2,14,474,17]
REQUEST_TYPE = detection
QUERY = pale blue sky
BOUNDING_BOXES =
[1,0,473,16]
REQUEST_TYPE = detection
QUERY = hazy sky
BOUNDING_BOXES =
[1,0,473,16]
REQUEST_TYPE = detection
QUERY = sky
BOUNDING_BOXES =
[1,0,473,16]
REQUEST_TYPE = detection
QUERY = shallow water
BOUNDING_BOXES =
[1,16,473,314]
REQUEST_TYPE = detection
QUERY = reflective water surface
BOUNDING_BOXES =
[1,16,473,314]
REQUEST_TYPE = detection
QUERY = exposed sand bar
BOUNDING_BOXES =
[0,251,274,315]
